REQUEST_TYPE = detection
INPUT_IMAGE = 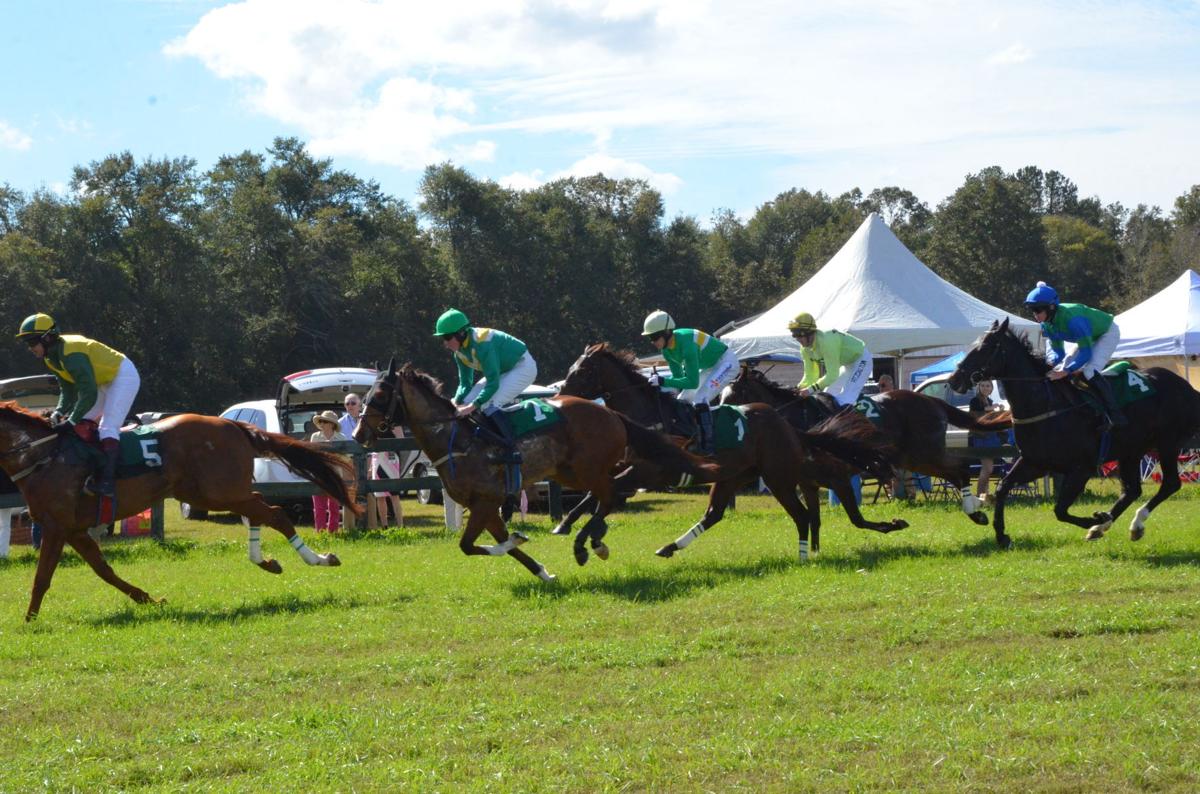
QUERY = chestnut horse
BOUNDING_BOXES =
[353,360,721,576]
[949,318,1200,548]
[558,344,904,560]
[723,364,1012,525]
[0,401,358,621]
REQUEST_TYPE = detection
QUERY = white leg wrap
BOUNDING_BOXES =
[676,473,694,488]
[537,566,556,582]
[961,487,982,515]
[289,534,322,565]
[247,527,263,565]
[1130,505,1150,534]
[674,522,705,550]
[798,539,809,562]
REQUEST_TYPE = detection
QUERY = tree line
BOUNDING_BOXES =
[1,137,1197,414]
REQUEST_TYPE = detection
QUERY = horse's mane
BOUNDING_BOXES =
[997,325,1051,373]
[740,366,802,399]
[586,342,648,383]
[397,363,455,409]
[0,400,53,432]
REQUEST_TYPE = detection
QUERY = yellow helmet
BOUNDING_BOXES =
[15,313,57,339]
[787,312,817,332]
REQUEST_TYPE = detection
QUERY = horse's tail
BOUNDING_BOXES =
[616,413,724,482]
[233,422,362,514]
[800,411,896,480]
[939,401,1014,432]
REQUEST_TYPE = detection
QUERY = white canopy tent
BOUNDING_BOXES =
[1113,269,1200,385]
[722,213,1038,384]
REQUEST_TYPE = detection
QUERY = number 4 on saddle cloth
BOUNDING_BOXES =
[1086,361,1156,407]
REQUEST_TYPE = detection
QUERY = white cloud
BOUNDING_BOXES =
[501,153,682,194]
[988,43,1033,66]
[165,0,1200,208]
[0,121,33,151]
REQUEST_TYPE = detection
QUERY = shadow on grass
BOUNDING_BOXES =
[87,590,412,627]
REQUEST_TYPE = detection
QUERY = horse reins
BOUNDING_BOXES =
[0,432,58,481]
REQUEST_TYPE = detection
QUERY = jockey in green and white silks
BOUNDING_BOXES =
[788,312,871,407]
[15,312,141,496]
[1025,281,1126,429]
[642,310,739,455]
[434,308,538,454]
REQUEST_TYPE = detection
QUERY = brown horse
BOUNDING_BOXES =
[353,360,721,575]
[558,344,904,560]
[0,401,359,621]
[724,364,1013,525]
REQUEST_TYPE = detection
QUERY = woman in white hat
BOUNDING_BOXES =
[309,410,348,532]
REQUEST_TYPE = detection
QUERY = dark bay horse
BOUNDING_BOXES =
[353,360,721,575]
[558,344,904,560]
[948,318,1200,548]
[0,402,358,621]
[724,364,1012,525]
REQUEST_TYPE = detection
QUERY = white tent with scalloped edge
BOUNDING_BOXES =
[722,213,1038,368]
[1112,269,1200,386]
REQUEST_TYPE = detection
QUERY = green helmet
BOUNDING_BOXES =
[434,308,470,337]
[787,312,817,332]
[16,312,57,339]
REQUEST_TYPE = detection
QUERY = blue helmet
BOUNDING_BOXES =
[1024,281,1059,307]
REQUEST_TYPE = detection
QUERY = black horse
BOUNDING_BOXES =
[723,364,1012,526]
[558,343,905,559]
[948,318,1200,548]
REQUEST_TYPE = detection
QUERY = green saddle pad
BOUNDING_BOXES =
[1100,361,1156,407]
[65,424,166,477]
[852,396,886,427]
[713,404,750,451]
[504,398,565,437]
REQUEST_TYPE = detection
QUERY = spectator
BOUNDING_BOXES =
[339,393,362,438]
[968,381,1004,499]
[309,410,347,532]
[876,373,895,393]
[367,425,406,529]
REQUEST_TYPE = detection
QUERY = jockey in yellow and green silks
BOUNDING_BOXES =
[15,313,141,496]
[641,309,740,455]
[788,312,872,407]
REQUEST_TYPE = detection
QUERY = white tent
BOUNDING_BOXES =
[722,213,1038,368]
[1114,270,1200,358]
[1113,269,1200,386]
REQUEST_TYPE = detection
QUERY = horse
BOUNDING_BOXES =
[557,343,905,560]
[948,318,1200,548]
[353,360,722,575]
[0,401,358,621]
[723,364,1012,525]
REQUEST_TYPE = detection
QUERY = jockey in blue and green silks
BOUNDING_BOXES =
[434,308,537,461]
[1025,280,1127,430]
[788,312,871,407]
[641,309,740,455]
[15,312,141,496]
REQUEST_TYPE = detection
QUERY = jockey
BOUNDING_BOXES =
[1025,281,1127,430]
[788,312,872,407]
[642,309,740,455]
[15,313,141,496]
[434,308,538,463]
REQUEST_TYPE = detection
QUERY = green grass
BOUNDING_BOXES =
[1,483,1199,792]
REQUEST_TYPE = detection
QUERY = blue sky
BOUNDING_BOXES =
[2,0,1198,223]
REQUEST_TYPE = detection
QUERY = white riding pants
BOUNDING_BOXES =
[82,358,140,441]
[678,348,741,406]
[1061,323,1120,378]
[460,352,538,412]
[823,349,872,406]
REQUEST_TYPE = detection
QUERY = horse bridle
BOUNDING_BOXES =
[0,431,59,481]
[364,376,402,435]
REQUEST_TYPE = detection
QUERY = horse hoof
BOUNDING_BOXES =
[998,535,1013,550]
[259,559,283,575]
[593,543,610,561]
[655,544,676,558]
[1131,528,1145,542]
[511,531,529,547]
[323,552,342,567]
[969,511,989,526]
[551,524,571,536]
[574,546,589,566]
[893,519,910,530]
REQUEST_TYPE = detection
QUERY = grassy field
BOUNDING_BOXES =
[0,482,1198,792]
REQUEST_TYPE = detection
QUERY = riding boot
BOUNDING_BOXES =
[484,408,522,521]
[89,438,120,497]
[485,408,522,464]
[695,403,716,456]
[1088,372,1128,431]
